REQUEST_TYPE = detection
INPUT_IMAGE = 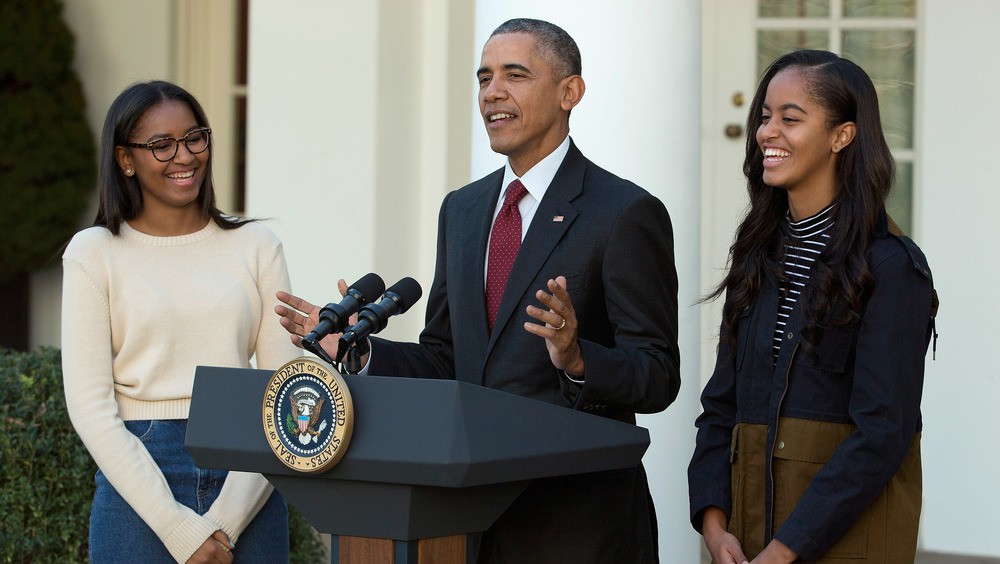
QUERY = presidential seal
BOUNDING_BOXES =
[262,357,354,473]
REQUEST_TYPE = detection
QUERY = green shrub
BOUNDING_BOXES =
[0,348,326,563]
[288,506,326,564]
[1,347,93,562]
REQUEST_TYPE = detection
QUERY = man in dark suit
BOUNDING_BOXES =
[277,18,679,563]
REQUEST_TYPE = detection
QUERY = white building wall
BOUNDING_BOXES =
[471,2,703,561]
[916,0,1000,557]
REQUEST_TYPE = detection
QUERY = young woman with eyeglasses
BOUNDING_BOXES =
[688,51,935,563]
[61,81,299,563]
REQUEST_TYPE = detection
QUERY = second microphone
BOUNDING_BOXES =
[301,272,385,359]
[339,277,423,351]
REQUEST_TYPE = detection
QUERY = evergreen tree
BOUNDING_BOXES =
[0,0,95,350]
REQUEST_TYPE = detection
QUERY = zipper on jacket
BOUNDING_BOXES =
[767,341,799,542]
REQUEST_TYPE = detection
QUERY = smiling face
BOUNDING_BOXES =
[756,68,855,218]
[477,33,583,176]
[116,100,209,224]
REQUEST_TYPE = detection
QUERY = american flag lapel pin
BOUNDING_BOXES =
[553,215,564,222]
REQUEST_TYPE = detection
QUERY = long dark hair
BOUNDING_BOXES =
[709,50,894,354]
[94,80,250,234]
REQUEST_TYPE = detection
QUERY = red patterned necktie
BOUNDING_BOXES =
[486,179,528,332]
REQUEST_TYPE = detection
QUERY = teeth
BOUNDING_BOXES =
[490,113,515,122]
[764,148,790,158]
[168,170,195,179]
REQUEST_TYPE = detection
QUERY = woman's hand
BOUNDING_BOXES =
[749,538,797,564]
[185,530,234,564]
[702,507,748,564]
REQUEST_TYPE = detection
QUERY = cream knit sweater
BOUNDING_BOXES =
[61,220,300,562]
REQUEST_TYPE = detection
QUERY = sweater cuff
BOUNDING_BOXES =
[163,513,220,563]
[203,472,275,545]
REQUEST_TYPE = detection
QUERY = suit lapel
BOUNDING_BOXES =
[459,169,504,360]
[487,143,586,352]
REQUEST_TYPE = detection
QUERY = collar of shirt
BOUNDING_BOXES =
[492,135,572,232]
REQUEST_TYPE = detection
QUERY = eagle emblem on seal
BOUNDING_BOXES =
[264,357,354,473]
[287,386,328,445]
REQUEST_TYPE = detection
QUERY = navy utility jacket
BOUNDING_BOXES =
[689,213,934,561]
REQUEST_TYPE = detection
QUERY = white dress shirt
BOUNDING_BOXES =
[484,135,571,281]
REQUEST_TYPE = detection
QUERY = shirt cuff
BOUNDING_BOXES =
[561,369,584,384]
[355,338,373,375]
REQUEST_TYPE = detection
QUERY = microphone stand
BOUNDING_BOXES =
[338,338,370,374]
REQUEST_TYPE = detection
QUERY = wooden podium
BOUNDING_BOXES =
[186,365,649,563]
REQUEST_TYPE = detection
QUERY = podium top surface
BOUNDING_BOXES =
[187,365,649,488]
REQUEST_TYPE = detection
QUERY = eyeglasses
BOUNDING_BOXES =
[125,128,212,162]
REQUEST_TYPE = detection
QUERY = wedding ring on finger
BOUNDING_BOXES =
[554,317,567,331]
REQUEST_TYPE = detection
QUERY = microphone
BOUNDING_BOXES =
[301,273,385,361]
[339,277,423,351]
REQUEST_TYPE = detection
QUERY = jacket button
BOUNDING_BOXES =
[777,441,785,450]
[786,332,794,340]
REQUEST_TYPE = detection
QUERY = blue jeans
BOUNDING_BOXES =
[89,420,288,563]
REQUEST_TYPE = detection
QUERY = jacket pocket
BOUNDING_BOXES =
[794,321,858,374]
[772,418,868,560]
[729,423,768,558]
[562,272,587,292]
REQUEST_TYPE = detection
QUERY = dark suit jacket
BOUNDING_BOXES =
[369,141,680,563]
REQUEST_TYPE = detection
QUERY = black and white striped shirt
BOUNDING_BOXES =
[773,205,835,362]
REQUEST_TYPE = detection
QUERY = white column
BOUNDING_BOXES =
[246,1,380,321]
[916,0,1000,557]
[472,3,703,560]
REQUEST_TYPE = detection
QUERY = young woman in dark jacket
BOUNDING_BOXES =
[689,50,935,563]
